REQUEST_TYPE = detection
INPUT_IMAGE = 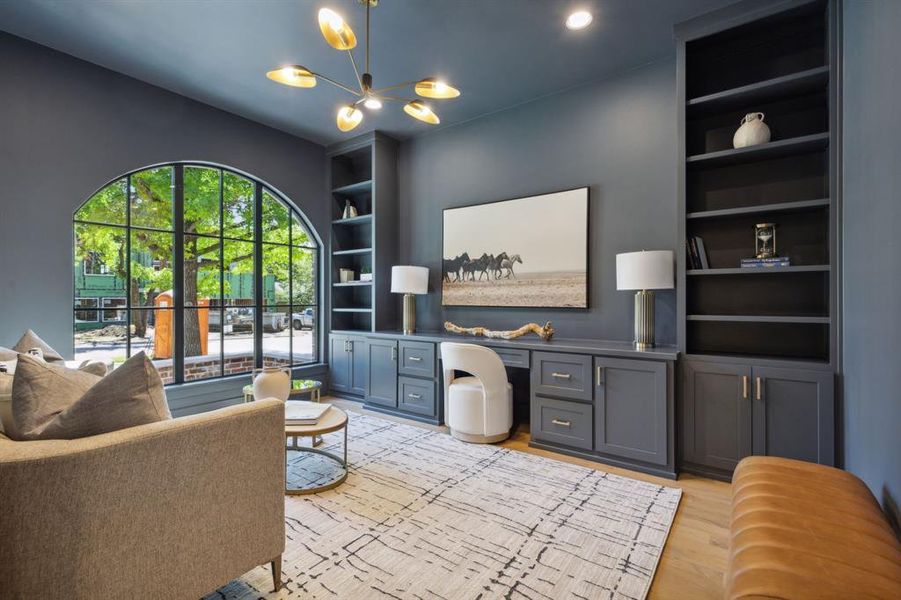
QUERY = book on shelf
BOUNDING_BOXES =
[686,236,709,269]
[741,257,791,268]
[694,237,710,269]
[285,401,332,425]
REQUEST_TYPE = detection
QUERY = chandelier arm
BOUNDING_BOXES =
[378,94,417,102]
[346,50,364,92]
[312,72,363,96]
[370,80,419,94]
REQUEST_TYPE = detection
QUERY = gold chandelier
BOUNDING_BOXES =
[266,0,460,132]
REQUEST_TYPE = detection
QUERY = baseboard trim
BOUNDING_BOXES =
[529,440,678,480]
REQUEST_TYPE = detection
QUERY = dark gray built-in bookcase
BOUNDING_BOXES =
[676,0,839,480]
[327,132,399,333]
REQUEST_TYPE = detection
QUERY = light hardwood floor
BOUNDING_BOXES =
[329,398,731,599]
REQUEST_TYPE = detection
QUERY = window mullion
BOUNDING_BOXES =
[173,166,185,384]
[125,174,132,358]
[253,181,263,369]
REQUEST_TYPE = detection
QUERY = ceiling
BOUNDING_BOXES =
[0,0,737,146]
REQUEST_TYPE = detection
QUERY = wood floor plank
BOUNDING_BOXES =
[328,398,730,599]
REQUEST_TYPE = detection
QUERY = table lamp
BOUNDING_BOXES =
[616,250,674,349]
[391,266,429,334]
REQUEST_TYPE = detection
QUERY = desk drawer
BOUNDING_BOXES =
[532,351,593,401]
[489,346,530,368]
[532,397,593,450]
[398,376,436,417]
[399,341,436,378]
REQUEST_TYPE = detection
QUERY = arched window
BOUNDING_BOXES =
[73,163,320,384]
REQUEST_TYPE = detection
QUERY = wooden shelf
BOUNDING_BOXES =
[687,265,829,276]
[332,214,372,226]
[332,247,372,256]
[687,314,830,324]
[333,281,372,287]
[687,66,829,116]
[331,180,372,196]
[687,198,829,220]
[686,132,829,168]
[332,307,372,313]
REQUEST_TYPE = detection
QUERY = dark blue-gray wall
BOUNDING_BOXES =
[0,33,329,413]
[841,0,901,521]
[0,32,328,353]
[397,59,677,344]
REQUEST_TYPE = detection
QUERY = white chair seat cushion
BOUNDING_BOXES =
[447,377,512,435]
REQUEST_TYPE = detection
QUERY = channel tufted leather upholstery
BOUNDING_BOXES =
[727,456,901,599]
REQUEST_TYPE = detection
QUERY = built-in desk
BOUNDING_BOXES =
[328,330,679,478]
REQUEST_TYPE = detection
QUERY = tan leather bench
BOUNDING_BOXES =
[727,456,901,599]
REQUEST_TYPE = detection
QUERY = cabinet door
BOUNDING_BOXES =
[349,337,367,397]
[682,360,752,471]
[752,366,834,465]
[366,339,398,408]
[329,335,350,394]
[594,357,668,465]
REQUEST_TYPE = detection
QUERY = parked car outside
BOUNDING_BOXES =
[292,308,314,330]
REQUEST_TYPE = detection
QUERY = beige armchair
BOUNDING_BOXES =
[0,399,286,599]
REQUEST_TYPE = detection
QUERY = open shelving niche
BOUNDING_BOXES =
[327,132,398,333]
[678,0,838,365]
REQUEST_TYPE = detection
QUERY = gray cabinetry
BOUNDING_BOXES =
[365,338,398,408]
[752,366,834,465]
[329,334,366,397]
[682,359,835,477]
[398,340,435,378]
[532,352,593,402]
[682,360,752,472]
[594,357,668,466]
[531,397,593,450]
[398,376,436,417]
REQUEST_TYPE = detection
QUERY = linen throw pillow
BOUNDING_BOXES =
[11,352,171,441]
[12,330,64,362]
[0,346,17,361]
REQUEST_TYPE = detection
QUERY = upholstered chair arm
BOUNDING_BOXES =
[0,399,286,599]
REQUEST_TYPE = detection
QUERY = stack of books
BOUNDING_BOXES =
[285,401,331,425]
[741,257,791,268]
[686,236,709,270]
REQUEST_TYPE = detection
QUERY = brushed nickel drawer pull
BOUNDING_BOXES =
[408,393,422,400]
[391,347,397,361]
[551,372,572,380]
[408,356,423,362]
[756,377,762,401]
[742,375,749,399]
[551,419,572,427]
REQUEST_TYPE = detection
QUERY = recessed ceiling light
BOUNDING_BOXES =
[566,10,593,31]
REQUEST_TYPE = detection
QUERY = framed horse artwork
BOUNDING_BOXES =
[442,187,589,308]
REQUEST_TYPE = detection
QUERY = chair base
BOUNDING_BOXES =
[450,429,509,444]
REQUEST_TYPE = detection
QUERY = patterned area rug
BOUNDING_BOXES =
[209,412,681,600]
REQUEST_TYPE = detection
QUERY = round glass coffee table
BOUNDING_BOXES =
[285,406,348,495]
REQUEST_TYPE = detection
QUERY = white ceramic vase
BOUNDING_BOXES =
[252,366,291,402]
[733,112,771,148]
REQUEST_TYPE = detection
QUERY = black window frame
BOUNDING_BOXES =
[73,162,321,385]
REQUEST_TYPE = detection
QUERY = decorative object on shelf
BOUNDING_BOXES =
[360,267,372,281]
[251,366,291,402]
[266,2,460,131]
[741,257,791,268]
[442,188,588,308]
[341,199,359,220]
[754,222,777,259]
[616,250,674,349]
[733,112,771,148]
[339,268,355,283]
[391,266,429,334]
[444,321,555,342]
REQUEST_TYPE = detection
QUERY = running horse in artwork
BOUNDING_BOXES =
[443,252,470,282]
[500,254,523,278]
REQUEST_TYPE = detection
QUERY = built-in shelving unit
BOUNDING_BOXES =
[327,132,398,332]
[678,0,837,364]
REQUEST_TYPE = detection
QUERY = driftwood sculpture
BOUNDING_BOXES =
[444,321,555,342]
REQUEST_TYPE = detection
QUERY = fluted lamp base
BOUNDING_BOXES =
[402,293,416,335]
[633,290,655,349]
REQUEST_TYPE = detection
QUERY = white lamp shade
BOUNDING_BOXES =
[391,265,429,294]
[616,250,674,290]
